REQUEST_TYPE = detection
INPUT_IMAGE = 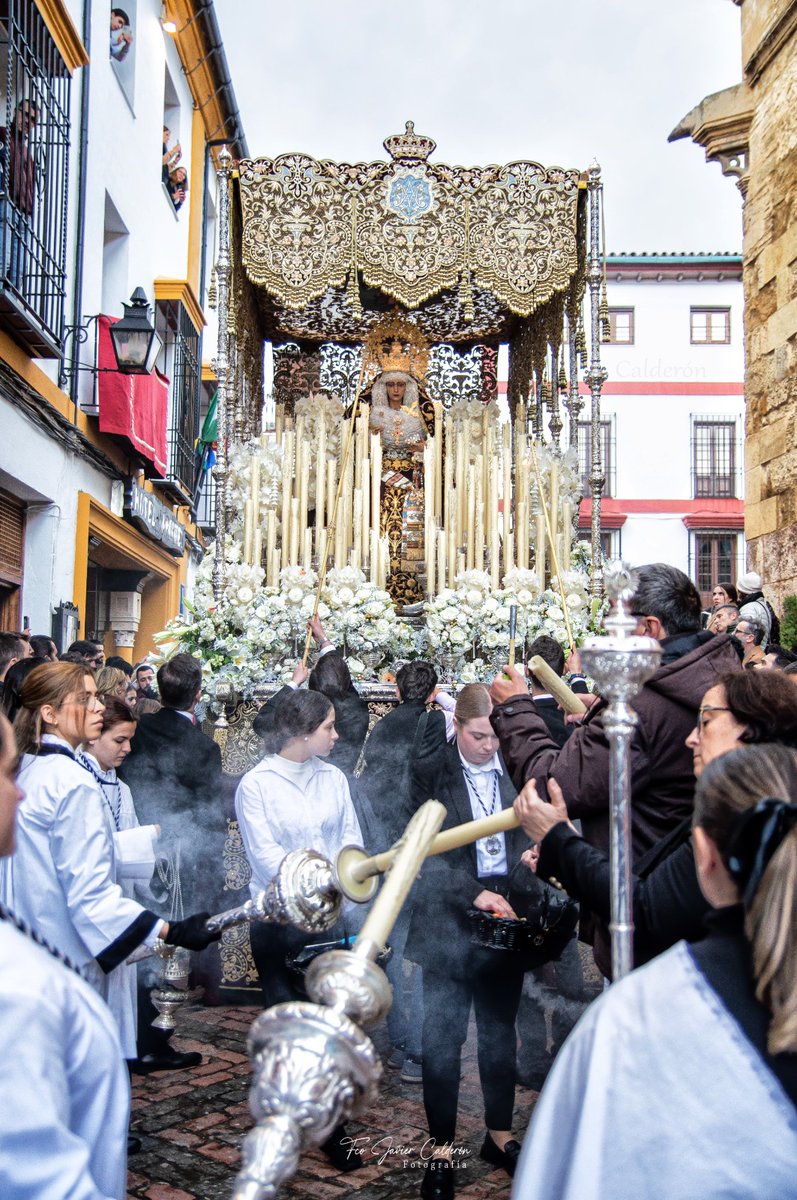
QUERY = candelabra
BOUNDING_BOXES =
[579,562,661,980]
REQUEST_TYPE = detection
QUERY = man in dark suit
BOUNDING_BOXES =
[121,653,224,910]
[120,653,225,1069]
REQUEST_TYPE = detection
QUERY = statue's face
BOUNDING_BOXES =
[386,379,406,407]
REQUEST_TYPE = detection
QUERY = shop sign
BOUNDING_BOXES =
[123,479,185,556]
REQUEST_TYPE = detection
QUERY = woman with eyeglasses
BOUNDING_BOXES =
[0,710,130,1198]
[513,670,797,977]
[0,663,219,1060]
[514,741,797,1199]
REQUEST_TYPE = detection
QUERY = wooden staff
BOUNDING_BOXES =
[527,654,587,715]
[508,603,518,668]
[335,807,521,902]
[301,363,367,667]
[528,434,577,656]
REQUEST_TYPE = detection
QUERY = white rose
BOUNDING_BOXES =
[449,627,467,646]
[337,586,354,605]
[517,589,533,606]
[484,631,499,648]
[465,589,483,608]
[287,587,304,604]
[441,606,458,622]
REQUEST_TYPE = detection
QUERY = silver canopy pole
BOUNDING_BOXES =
[579,563,661,981]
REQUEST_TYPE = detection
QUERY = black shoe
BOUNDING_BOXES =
[479,1132,522,1177]
[130,1050,203,1075]
[420,1158,455,1200]
[127,1135,142,1155]
[320,1124,368,1172]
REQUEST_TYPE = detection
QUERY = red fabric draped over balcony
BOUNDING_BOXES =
[97,314,169,477]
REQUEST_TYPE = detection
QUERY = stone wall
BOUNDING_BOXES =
[741,0,797,607]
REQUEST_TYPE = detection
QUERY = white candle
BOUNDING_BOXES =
[266,510,277,586]
[517,499,528,569]
[370,529,379,584]
[474,456,484,572]
[437,527,446,594]
[289,497,300,567]
[561,500,572,572]
[549,460,559,553]
[280,430,294,570]
[353,489,363,570]
[275,404,284,442]
[371,433,382,535]
[303,525,313,568]
[243,500,254,566]
[535,513,546,584]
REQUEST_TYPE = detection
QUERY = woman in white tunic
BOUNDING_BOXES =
[78,695,159,1059]
[513,742,797,1200]
[0,711,130,1200]
[0,664,220,1048]
[235,688,366,1173]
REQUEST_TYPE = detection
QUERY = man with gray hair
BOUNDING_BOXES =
[730,617,766,668]
[489,563,742,976]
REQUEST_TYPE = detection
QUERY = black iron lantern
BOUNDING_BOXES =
[109,288,162,374]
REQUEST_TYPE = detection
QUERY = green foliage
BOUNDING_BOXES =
[781,594,797,651]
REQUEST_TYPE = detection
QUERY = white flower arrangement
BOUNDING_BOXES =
[448,399,501,462]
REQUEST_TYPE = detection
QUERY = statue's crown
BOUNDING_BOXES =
[362,313,430,383]
[383,121,436,163]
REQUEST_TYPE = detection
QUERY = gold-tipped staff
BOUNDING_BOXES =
[301,362,368,668]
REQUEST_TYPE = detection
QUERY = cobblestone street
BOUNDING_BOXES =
[126,1003,541,1200]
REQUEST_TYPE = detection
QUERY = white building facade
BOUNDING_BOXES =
[0,0,242,656]
[579,253,745,606]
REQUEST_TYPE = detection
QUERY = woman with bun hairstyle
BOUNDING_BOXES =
[235,687,365,1170]
[515,742,797,1199]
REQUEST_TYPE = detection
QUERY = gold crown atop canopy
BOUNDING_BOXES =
[383,121,436,163]
[362,313,430,383]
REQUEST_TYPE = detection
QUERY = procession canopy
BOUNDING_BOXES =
[232,123,588,414]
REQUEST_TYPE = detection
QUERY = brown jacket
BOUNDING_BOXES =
[491,631,741,967]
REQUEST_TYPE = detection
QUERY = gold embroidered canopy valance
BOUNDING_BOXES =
[236,122,587,347]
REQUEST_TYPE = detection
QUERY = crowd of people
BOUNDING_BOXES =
[1,561,797,1199]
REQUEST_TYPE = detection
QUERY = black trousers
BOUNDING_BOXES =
[421,961,524,1145]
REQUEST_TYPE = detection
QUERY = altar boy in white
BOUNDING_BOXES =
[0,709,130,1199]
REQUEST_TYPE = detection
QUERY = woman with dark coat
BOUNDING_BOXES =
[405,684,541,1199]
[514,670,797,976]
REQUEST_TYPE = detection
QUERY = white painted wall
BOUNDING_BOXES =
[0,398,112,632]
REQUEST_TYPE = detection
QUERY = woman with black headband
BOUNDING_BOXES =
[512,742,797,1200]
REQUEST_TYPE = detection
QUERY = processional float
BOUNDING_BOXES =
[193,126,670,1196]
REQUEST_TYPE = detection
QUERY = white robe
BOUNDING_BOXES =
[235,754,363,899]
[0,918,130,1199]
[0,737,159,1056]
[513,941,797,1200]
[78,751,159,1058]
